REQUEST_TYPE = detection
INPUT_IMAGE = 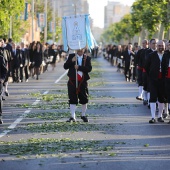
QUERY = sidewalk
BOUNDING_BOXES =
[0,56,170,170]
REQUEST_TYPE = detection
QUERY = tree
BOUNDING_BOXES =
[0,0,25,38]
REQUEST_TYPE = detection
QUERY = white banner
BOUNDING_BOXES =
[38,13,46,28]
[65,15,86,50]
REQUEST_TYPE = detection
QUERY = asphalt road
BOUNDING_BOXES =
[0,56,170,170]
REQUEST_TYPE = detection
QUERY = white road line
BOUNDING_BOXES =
[43,91,49,95]
[0,73,65,138]
[55,71,67,84]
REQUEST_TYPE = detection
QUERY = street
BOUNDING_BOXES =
[0,56,170,170]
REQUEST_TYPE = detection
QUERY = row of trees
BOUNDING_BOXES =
[0,0,62,42]
[101,0,170,44]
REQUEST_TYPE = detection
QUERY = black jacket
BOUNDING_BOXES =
[123,50,135,68]
[162,50,170,78]
[0,55,7,80]
[63,53,92,81]
[145,51,162,80]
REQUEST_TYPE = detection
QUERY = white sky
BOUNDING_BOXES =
[87,0,136,28]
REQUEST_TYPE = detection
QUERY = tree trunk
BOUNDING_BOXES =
[158,23,164,40]
[167,1,170,39]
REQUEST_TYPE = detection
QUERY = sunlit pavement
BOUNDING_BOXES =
[0,56,170,170]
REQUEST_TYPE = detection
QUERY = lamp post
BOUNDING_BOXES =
[44,0,47,43]
[52,0,56,43]
[31,0,34,42]
[9,16,12,38]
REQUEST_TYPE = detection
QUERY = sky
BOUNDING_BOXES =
[87,0,136,28]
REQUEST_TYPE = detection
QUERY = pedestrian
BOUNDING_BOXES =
[29,41,36,78]
[12,44,20,83]
[0,39,11,99]
[33,42,43,80]
[123,43,135,82]
[21,42,30,82]
[116,45,123,72]
[48,44,57,71]
[0,50,7,124]
[136,39,148,100]
[162,40,170,123]
[143,39,157,108]
[145,40,166,123]
[63,48,92,122]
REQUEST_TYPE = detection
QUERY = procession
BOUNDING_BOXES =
[1,0,170,170]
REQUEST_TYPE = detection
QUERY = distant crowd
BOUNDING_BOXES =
[102,39,170,124]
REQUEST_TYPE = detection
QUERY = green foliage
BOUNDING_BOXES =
[0,0,25,37]
[31,0,62,42]
[102,0,170,43]
[102,14,135,44]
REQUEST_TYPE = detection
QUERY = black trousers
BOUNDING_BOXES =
[0,82,3,115]
[165,78,170,103]
[24,65,29,80]
[149,79,165,103]
[132,66,136,80]
[12,67,20,82]
[143,72,148,91]
[67,79,89,105]
[19,67,24,81]
[124,66,132,80]
[137,69,143,86]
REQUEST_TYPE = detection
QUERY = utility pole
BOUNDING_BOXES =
[9,16,12,38]
[53,0,56,43]
[31,0,34,42]
[44,0,47,43]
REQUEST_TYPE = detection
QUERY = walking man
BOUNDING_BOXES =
[64,49,92,122]
[145,40,166,123]
[0,49,7,124]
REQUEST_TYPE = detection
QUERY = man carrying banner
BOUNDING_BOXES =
[64,49,92,122]
[62,13,97,123]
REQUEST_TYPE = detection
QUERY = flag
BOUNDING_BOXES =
[62,14,98,51]
[38,13,46,28]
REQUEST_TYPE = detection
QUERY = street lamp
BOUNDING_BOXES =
[31,0,34,42]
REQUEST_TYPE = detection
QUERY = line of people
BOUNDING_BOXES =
[0,38,66,124]
[103,39,170,124]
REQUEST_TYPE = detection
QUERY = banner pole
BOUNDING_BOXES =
[75,50,78,92]
[73,3,78,92]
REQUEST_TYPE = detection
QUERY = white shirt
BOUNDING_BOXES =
[77,55,83,66]
[158,53,163,62]
[158,52,163,71]
[77,55,83,77]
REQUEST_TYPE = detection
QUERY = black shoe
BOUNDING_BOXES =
[81,116,89,122]
[148,104,150,109]
[4,91,9,96]
[149,118,156,123]
[162,113,169,119]
[0,119,3,124]
[167,121,170,124]
[157,117,164,122]
[2,97,5,101]
[143,100,148,105]
[136,96,143,101]
[66,117,76,122]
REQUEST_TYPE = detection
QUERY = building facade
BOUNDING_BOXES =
[104,1,131,29]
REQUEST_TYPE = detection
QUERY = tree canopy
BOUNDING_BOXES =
[101,0,170,44]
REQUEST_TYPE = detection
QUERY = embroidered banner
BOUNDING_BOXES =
[62,14,98,51]
[38,13,46,28]
[65,15,86,50]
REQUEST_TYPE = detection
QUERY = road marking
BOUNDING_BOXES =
[55,71,67,84]
[0,72,65,138]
